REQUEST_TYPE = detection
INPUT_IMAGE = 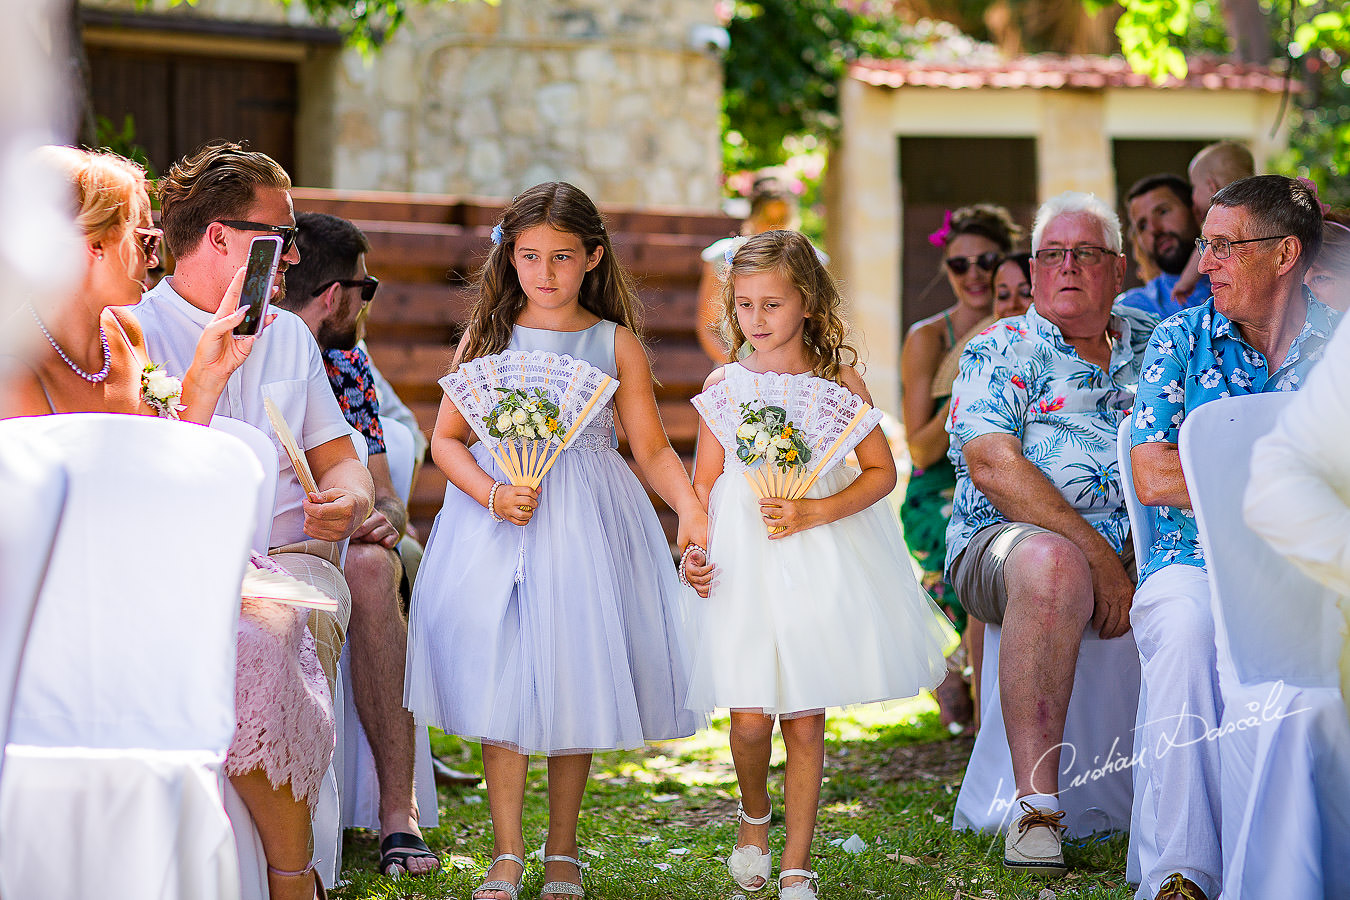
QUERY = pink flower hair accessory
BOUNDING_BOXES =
[928,209,954,248]
[1296,176,1332,216]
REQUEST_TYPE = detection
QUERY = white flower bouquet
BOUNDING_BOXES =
[485,387,565,444]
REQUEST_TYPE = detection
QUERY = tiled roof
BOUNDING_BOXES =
[850,54,1292,93]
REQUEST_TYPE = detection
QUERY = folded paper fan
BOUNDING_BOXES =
[439,350,619,488]
[242,565,339,612]
[692,366,884,533]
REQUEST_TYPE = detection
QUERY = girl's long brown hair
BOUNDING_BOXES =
[457,182,643,367]
[719,230,858,382]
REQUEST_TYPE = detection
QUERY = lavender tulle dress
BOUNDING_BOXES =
[404,321,701,755]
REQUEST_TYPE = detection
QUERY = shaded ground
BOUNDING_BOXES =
[333,703,1132,900]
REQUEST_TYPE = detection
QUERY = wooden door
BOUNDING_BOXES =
[87,45,297,176]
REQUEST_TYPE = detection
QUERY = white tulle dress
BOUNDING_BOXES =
[404,321,702,755]
[684,367,956,717]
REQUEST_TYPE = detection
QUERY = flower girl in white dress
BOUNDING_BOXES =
[684,230,956,900]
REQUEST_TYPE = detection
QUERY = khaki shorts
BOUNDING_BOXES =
[950,523,1136,625]
[269,539,351,693]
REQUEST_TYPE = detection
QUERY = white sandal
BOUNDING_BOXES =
[473,853,525,900]
[540,853,585,898]
[778,868,820,900]
[727,803,772,892]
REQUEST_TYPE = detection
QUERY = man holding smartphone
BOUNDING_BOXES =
[132,142,437,877]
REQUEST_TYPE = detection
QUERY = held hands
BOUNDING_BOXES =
[492,483,540,527]
[681,545,714,598]
[190,265,276,387]
[760,497,824,539]
[675,508,709,555]
[303,488,370,542]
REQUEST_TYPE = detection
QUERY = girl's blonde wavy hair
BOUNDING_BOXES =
[456,182,644,368]
[719,230,858,382]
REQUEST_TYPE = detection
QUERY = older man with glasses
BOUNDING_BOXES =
[946,192,1159,878]
[1127,175,1338,900]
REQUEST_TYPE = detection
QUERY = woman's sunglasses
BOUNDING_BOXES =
[944,251,1002,276]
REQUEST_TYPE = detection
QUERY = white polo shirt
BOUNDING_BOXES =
[135,277,353,547]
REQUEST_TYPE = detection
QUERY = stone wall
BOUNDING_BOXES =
[82,0,725,209]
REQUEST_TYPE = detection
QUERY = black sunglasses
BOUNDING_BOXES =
[211,219,299,255]
[944,251,1002,275]
[133,226,163,262]
[313,275,379,303]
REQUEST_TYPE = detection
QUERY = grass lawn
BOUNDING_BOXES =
[332,700,1133,899]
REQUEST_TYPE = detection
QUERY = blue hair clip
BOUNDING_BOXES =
[724,246,736,267]
[491,223,504,246]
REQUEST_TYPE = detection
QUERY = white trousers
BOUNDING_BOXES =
[1130,564,1222,900]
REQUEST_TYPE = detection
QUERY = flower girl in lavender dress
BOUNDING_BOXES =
[684,231,956,900]
[404,182,711,900]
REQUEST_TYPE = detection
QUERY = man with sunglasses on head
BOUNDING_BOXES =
[946,192,1158,879]
[275,211,440,876]
[1127,175,1337,900]
[1118,173,1211,320]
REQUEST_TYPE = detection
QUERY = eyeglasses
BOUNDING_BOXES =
[944,251,1002,275]
[312,275,379,303]
[210,220,299,255]
[1194,235,1290,260]
[1033,246,1120,267]
[133,226,163,261]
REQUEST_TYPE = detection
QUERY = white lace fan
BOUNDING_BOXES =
[439,350,619,487]
[692,366,884,532]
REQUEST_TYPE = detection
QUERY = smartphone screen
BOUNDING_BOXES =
[234,235,284,336]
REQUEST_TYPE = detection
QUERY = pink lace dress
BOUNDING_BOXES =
[225,553,335,809]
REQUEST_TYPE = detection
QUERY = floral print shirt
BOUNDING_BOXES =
[944,304,1159,575]
[322,345,386,457]
[1130,289,1338,583]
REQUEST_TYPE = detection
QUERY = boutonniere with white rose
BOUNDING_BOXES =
[140,362,184,419]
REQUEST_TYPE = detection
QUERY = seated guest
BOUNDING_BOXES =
[4,147,253,419]
[1117,174,1209,318]
[134,141,375,900]
[1305,211,1350,312]
[274,210,439,877]
[946,191,1156,877]
[1129,174,1337,900]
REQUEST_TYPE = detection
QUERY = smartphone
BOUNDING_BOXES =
[234,234,284,336]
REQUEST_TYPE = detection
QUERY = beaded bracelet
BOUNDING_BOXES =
[677,542,706,588]
[486,480,505,523]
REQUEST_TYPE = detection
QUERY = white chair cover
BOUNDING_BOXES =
[1117,418,1155,887]
[0,413,260,900]
[211,416,279,554]
[380,415,416,504]
[1179,393,1350,899]
[952,623,1140,838]
[0,427,68,800]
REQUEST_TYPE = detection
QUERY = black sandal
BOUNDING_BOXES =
[379,831,441,878]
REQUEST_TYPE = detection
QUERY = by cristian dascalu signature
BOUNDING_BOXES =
[982,680,1309,832]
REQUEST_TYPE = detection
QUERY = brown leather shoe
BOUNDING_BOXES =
[1156,873,1207,900]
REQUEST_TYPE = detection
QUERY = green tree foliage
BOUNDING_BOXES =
[1108,0,1350,204]
[722,1,950,171]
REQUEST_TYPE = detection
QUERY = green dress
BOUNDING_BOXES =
[899,313,964,633]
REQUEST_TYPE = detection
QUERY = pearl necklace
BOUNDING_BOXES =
[28,304,112,383]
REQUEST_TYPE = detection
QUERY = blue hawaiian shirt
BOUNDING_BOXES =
[944,303,1159,575]
[1116,272,1212,320]
[1130,289,1339,583]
